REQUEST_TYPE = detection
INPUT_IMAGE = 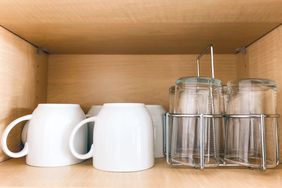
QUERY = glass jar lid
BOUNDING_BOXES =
[176,76,222,87]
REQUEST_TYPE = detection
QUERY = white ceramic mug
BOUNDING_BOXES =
[1,104,88,167]
[86,104,165,158]
[146,105,165,158]
[69,103,154,172]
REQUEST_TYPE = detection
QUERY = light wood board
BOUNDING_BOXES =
[47,54,237,111]
[0,27,48,162]
[0,0,281,54]
[0,158,281,188]
[237,25,282,160]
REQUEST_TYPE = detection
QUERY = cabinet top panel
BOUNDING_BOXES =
[0,0,281,54]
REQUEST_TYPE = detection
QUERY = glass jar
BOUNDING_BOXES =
[225,78,279,169]
[168,76,223,168]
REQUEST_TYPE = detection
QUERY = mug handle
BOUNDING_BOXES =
[1,114,32,158]
[69,116,97,160]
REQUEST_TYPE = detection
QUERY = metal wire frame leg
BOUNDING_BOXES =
[275,119,280,166]
[199,114,205,169]
[260,114,266,170]
[165,112,171,165]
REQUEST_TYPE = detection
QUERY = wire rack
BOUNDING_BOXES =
[164,112,280,170]
[164,44,280,170]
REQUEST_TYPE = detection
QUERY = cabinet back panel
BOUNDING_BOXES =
[0,27,48,162]
[237,25,282,160]
[47,55,237,111]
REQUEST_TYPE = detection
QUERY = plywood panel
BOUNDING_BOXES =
[0,27,48,162]
[0,158,282,187]
[237,25,282,160]
[47,54,237,111]
[0,0,281,54]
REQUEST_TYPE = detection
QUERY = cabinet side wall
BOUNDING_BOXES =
[237,25,282,160]
[0,27,48,162]
[47,54,237,111]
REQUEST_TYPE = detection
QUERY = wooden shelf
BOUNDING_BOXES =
[0,158,281,187]
[0,0,281,54]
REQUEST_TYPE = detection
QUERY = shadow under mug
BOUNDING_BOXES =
[1,104,88,167]
[69,103,154,172]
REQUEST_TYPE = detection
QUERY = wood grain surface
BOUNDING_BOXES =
[0,158,281,188]
[0,0,281,54]
[237,25,282,161]
[0,27,48,162]
[47,54,237,111]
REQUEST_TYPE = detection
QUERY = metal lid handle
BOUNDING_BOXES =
[196,44,215,79]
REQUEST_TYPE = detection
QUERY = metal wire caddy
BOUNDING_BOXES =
[164,44,280,170]
[164,113,280,170]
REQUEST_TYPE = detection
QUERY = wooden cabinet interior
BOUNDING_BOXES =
[47,54,237,111]
[0,1,281,163]
[0,27,48,162]
[236,26,282,156]
[1,25,282,162]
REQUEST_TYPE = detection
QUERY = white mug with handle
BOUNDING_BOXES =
[69,103,154,172]
[1,104,88,167]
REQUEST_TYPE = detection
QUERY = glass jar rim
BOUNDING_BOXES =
[227,78,276,88]
[176,76,221,87]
